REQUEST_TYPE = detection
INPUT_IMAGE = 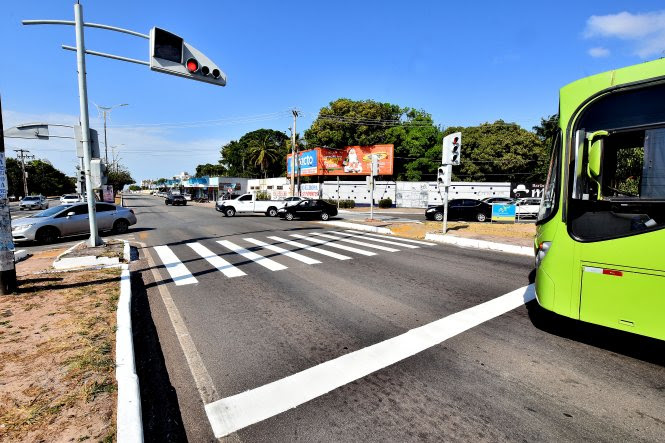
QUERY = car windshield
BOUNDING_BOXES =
[33,205,71,218]
[63,195,78,199]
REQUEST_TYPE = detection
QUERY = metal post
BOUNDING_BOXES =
[102,109,108,164]
[74,2,102,247]
[442,164,452,234]
[0,96,17,294]
[370,176,374,220]
[290,113,296,197]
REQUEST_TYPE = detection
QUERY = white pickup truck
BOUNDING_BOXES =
[216,193,307,217]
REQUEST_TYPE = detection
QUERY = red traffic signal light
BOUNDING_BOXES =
[186,58,199,73]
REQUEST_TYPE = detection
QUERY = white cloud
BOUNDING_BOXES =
[585,10,665,58]
[588,47,610,58]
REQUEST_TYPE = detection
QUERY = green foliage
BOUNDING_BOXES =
[7,159,75,197]
[195,163,226,178]
[450,121,548,183]
[220,129,289,177]
[325,199,355,208]
[255,191,271,200]
[533,114,559,157]
[154,178,167,185]
[378,198,392,208]
[106,167,135,193]
[128,185,141,191]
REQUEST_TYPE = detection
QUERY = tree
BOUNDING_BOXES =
[106,166,135,193]
[195,163,226,177]
[451,121,548,183]
[533,114,559,158]
[155,178,167,185]
[8,159,76,197]
[220,129,288,177]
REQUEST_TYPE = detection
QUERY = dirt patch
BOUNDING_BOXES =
[389,221,536,247]
[65,241,126,261]
[0,251,120,442]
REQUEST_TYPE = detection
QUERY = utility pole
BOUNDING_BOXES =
[0,96,17,294]
[290,109,299,197]
[14,149,33,196]
[95,103,128,164]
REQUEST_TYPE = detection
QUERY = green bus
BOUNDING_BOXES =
[535,58,665,341]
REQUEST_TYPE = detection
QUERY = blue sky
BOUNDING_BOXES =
[2,1,665,182]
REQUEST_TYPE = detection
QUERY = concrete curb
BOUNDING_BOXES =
[115,241,144,442]
[319,220,392,234]
[14,250,30,263]
[425,233,533,257]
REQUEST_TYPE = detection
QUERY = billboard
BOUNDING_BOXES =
[286,145,394,176]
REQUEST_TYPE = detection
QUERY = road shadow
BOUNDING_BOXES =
[526,300,665,367]
[131,265,188,442]
[17,276,118,293]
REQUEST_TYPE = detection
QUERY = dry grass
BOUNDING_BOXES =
[390,221,536,246]
[0,267,120,443]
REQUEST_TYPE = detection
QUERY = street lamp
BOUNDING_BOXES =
[95,103,128,165]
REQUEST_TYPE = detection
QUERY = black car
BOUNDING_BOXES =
[165,194,187,206]
[481,196,514,205]
[278,199,338,221]
[425,199,492,222]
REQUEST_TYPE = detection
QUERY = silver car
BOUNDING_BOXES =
[12,202,138,244]
[19,195,48,210]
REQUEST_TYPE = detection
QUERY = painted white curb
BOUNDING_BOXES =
[115,242,144,442]
[425,233,533,257]
[14,250,30,263]
[318,220,392,234]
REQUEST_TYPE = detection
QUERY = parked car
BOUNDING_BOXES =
[183,193,192,201]
[216,193,285,217]
[425,199,492,222]
[19,195,48,210]
[165,194,187,206]
[12,202,137,244]
[481,197,514,204]
[60,194,83,204]
[278,199,338,221]
[515,197,542,218]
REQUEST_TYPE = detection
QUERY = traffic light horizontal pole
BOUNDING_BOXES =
[62,45,149,66]
[22,20,149,39]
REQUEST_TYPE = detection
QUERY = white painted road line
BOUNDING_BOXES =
[290,234,376,256]
[326,231,420,249]
[205,285,536,437]
[154,245,199,286]
[244,238,321,265]
[187,242,246,278]
[267,236,351,261]
[310,232,400,252]
[345,230,436,246]
[217,240,287,272]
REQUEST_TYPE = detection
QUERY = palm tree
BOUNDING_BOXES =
[248,135,282,177]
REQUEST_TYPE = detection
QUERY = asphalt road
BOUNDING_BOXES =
[126,194,665,442]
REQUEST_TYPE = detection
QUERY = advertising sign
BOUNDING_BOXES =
[491,203,516,222]
[510,183,544,199]
[102,185,114,203]
[0,153,7,200]
[286,145,394,176]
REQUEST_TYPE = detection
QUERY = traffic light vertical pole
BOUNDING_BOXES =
[74,2,102,247]
[442,164,451,234]
[0,96,17,294]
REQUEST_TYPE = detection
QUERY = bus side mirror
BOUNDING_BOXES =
[586,130,608,179]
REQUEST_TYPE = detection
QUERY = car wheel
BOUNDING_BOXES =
[285,212,294,221]
[267,207,278,217]
[165,201,169,205]
[35,226,59,244]
[225,208,236,217]
[476,212,487,222]
[321,212,330,221]
[113,219,129,234]
[434,211,444,221]
[19,208,23,211]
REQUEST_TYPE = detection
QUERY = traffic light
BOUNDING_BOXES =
[150,27,227,86]
[74,126,100,158]
[437,166,450,187]
[90,159,107,189]
[442,132,462,165]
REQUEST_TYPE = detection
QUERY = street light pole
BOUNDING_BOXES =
[0,96,17,294]
[95,103,127,165]
[74,2,102,247]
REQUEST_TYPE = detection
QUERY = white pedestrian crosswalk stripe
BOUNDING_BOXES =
[244,238,322,265]
[153,231,435,285]
[187,242,246,278]
[326,231,420,249]
[290,234,376,256]
[345,230,437,246]
[217,240,287,272]
[267,236,351,261]
[154,245,198,286]
[310,232,400,252]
